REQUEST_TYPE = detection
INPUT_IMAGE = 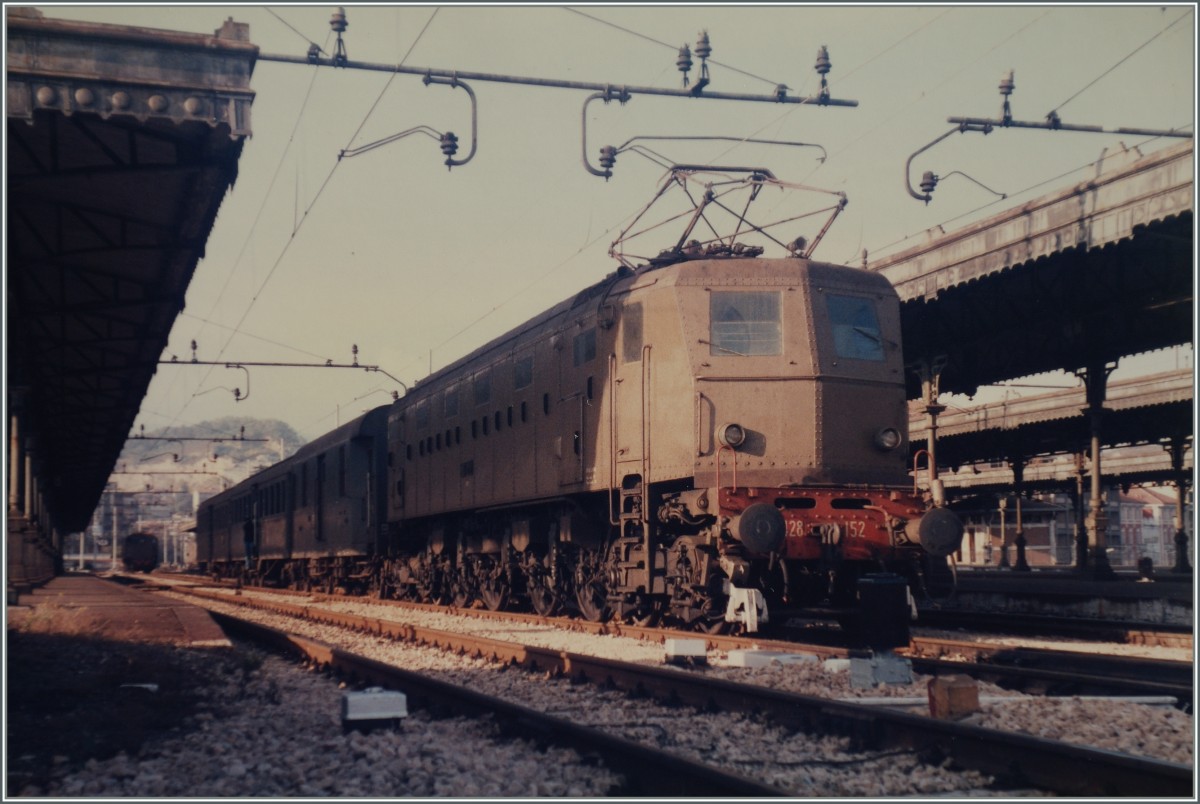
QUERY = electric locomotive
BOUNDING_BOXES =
[121,532,160,573]
[195,166,963,633]
[379,253,962,631]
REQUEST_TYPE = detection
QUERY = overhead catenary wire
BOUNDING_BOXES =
[563,6,782,90]
[866,127,1191,261]
[1050,8,1193,116]
[165,9,439,423]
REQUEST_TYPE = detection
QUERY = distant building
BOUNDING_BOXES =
[950,485,1192,569]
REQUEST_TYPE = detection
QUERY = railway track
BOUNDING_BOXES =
[144,573,1193,707]
[211,612,787,797]
[158,580,1191,796]
[912,607,1193,650]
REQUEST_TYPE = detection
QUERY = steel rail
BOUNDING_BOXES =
[913,607,1194,650]
[208,611,789,798]
[172,585,1192,796]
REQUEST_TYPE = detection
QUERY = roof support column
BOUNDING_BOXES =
[913,357,948,507]
[1011,455,1030,572]
[9,404,23,516]
[1078,362,1117,580]
[1072,452,1089,570]
[1164,436,1193,574]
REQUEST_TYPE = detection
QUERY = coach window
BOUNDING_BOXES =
[514,355,533,390]
[495,411,502,431]
[482,416,490,436]
[455,426,461,444]
[573,328,597,366]
[826,294,885,362]
[436,433,442,451]
[543,393,551,415]
[710,291,781,356]
[520,401,528,423]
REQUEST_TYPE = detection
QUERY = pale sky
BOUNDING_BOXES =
[28,3,1198,441]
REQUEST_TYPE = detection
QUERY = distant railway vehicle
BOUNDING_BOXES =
[195,167,962,633]
[122,532,160,573]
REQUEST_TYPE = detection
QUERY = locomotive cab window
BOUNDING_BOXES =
[709,291,781,356]
[826,294,884,362]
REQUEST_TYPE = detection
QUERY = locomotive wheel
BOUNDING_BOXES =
[575,582,608,622]
[479,577,509,612]
[528,583,559,617]
[450,566,473,608]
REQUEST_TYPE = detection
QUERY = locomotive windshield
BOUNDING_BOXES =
[709,291,781,356]
[826,294,884,362]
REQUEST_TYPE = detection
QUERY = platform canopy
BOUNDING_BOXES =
[6,8,257,532]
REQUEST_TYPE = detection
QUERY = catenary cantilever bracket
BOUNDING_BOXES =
[337,74,478,169]
[904,122,994,204]
[582,86,632,179]
[422,73,478,169]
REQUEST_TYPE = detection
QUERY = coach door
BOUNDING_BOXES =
[613,301,648,490]
[559,321,599,487]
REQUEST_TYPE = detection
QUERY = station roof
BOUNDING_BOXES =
[872,141,1194,400]
[909,369,1193,488]
[5,9,256,532]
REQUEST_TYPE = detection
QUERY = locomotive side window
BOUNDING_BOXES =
[622,302,643,363]
[444,385,459,418]
[474,371,491,406]
[573,328,596,366]
[415,400,429,429]
[826,294,884,362]
[514,355,533,390]
[709,291,781,356]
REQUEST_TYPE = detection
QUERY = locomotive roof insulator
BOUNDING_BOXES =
[694,30,712,61]
[677,43,693,86]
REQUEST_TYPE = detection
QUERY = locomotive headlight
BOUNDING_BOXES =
[874,427,902,451]
[717,422,747,449]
